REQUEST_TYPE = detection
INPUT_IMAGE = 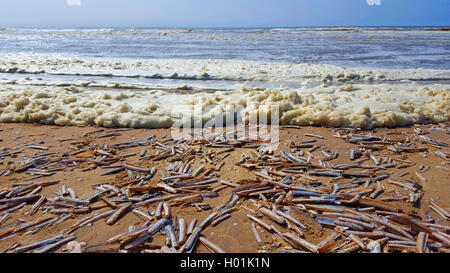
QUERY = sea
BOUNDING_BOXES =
[0,27,449,128]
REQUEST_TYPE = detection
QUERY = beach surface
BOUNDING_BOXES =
[0,122,448,253]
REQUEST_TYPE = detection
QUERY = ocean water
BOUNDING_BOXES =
[0,27,449,128]
[1,27,450,68]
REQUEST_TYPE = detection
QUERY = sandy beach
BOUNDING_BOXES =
[0,25,449,255]
[0,122,448,253]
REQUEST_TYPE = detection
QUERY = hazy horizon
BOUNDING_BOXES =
[3,25,450,29]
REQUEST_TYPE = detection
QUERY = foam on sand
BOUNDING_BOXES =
[0,83,448,129]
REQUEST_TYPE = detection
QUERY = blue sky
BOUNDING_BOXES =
[0,0,448,28]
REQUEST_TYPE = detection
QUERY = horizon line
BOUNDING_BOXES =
[2,25,450,29]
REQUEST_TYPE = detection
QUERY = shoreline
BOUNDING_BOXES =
[0,122,448,253]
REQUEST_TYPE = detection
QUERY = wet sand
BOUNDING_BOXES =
[0,122,448,253]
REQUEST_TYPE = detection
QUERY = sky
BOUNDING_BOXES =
[0,0,448,28]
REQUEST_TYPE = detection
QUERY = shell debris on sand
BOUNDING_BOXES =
[0,122,449,253]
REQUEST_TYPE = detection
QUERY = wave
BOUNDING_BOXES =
[1,54,449,85]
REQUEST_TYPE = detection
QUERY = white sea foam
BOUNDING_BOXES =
[0,83,448,129]
[1,54,449,85]
[0,53,448,129]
